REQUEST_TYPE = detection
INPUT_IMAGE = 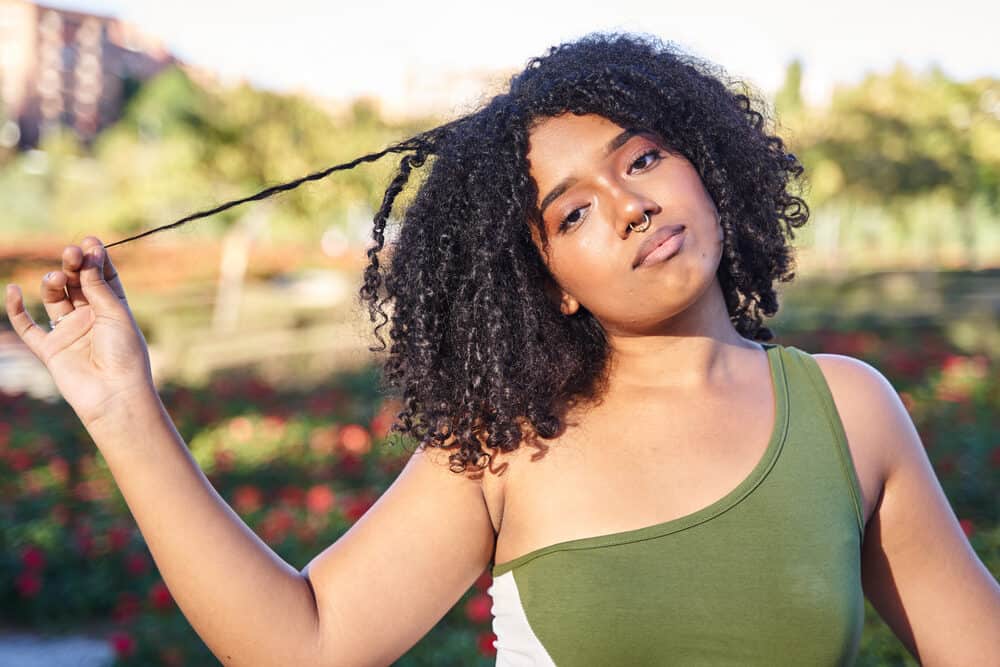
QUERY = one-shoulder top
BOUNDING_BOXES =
[487,342,866,666]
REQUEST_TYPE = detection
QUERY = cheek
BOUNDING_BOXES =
[548,239,623,303]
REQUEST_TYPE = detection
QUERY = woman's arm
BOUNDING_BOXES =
[86,390,323,666]
[87,393,494,667]
[5,237,496,666]
[818,354,1000,665]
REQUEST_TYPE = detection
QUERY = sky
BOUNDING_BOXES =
[40,0,999,109]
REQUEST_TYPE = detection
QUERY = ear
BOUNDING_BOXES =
[559,294,580,316]
[541,275,579,316]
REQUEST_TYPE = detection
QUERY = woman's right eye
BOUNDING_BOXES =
[559,205,589,231]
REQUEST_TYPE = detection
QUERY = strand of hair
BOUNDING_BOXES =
[103,138,430,250]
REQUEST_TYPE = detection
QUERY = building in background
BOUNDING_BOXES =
[0,0,176,148]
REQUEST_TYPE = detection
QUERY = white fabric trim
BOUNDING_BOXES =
[489,571,558,666]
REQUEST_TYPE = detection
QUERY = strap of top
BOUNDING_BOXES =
[782,345,866,541]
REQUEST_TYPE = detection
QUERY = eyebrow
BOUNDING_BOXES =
[537,127,645,218]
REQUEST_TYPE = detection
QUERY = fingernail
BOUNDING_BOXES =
[44,272,53,281]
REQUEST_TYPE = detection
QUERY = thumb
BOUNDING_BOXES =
[79,246,124,312]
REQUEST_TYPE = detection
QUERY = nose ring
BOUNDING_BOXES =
[628,212,651,233]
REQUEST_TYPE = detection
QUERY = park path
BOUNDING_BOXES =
[0,631,113,666]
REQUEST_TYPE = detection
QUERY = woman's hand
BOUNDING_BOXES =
[4,236,156,429]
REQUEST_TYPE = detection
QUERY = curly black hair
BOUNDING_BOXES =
[107,31,809,477]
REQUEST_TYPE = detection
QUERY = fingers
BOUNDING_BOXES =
[78,244,125,314]
[3,236,126,358]
[40,270,75,324]
[4,284,46,356]
[62,237,127,306]
[81,237,127,302]
[61,244,86,307]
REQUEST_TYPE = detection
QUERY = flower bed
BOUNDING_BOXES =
[1,327,997,666]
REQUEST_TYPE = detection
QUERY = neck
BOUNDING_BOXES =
[602,281,761,394]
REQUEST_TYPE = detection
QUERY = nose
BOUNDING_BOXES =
[607,181,661,238]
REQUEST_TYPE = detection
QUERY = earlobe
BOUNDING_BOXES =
[560,295,579,316]
[541,274,577,315]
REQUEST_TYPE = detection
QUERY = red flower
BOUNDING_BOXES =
[8,449,32,472]
[20,544,46,570]
[883,350,927,381]
[377,456,406,476]
[245,378,274,401]
[336,452,364,478]
[474,571,493,593]
[260,507,296,544]
[306,485,336,515]
[108,631,136,658]
[75,524,95,558]
[940,354,965,373]
[369,405,398,440]
[232,484,264,514]
[339,424,372,455]
[296,523,319,544]
[277,485,305,508]
[14,571,41,598]
[309,426,338,456]
[112,591,142,622]
[148,581,174,612]
[126,552,150,576]
[261,415,287,438]
[343,491,377,522]
[959,518,975,539]
[465,593,493,623]
[477,631,498,656]
[214,448,236,473]
[48,456,70,484]
[227,416,254,443]
[107,525,132,552]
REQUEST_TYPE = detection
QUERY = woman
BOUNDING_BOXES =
[5,32,999,666]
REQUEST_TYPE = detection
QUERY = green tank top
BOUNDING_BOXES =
[487,342,866,665]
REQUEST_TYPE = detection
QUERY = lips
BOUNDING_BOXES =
[632,223,686,269]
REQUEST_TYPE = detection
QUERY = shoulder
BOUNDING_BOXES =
[807,350,912,485]
[810,351,1000,662]
[809,351,891,400]
[808,351,901,410]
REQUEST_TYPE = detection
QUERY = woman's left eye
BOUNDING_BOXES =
[630,149,663,172]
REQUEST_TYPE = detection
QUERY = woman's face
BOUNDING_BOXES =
[526,112,725,336]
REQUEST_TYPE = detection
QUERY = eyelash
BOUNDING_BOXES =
[557,148,665,231]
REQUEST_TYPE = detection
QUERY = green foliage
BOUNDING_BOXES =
[0,65,437,243]
[783,63,1000,214]
[2,61,998,266]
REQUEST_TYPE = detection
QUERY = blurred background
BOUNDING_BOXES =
[0,1,997,665]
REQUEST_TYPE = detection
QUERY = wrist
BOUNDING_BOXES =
[82,382,165,444]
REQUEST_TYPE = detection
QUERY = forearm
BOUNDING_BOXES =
[86,390,321,667]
